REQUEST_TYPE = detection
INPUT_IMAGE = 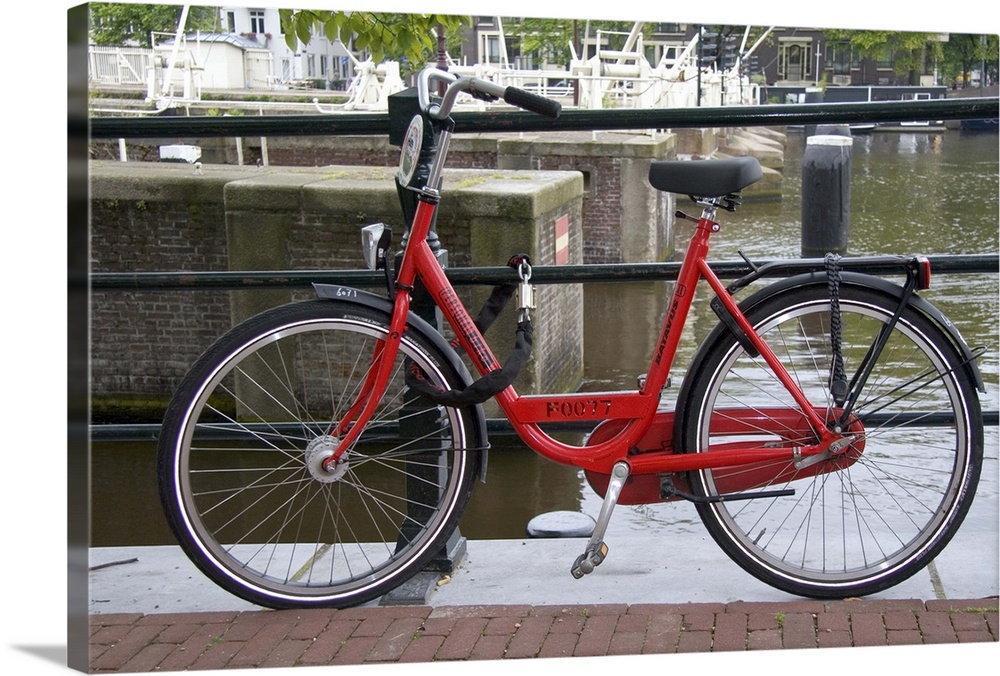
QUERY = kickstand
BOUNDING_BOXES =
[571,461,629,579]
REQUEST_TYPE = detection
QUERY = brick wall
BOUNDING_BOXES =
[89,186,235,419]
[97,131,676,264]
[89,161,584,418]
[540,154,624,263]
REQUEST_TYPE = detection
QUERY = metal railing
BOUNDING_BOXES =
[86,254,997,291]
[89,254,998,443]
[84,97,998,139]
[86,96,999,441]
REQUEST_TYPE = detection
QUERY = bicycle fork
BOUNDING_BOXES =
[321,294,411,472]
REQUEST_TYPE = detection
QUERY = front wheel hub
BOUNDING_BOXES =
[305,435,348,483]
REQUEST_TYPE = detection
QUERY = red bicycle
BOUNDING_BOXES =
[158,67,985,609]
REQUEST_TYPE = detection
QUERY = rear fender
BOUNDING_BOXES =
[676,271,986,446]
[745,272,985,393]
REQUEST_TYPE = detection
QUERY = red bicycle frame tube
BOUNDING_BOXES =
[330,196,841,474]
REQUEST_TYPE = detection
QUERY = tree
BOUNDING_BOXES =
[501,17,578,66]
[941,33,999,88]
[89,3,217,48]
[821,29,943,84]
[279,10,470,70]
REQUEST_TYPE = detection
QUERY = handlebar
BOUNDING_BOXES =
[502,86,564,118]
[416,67,562,121]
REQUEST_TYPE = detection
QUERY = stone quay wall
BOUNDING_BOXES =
[89,160,584,418]
[94,130,682,264]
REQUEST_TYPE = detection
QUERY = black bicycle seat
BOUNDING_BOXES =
[648,156,762,197]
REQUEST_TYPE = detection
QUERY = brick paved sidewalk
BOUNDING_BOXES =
[88,598,998,672]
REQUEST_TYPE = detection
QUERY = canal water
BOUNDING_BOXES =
[90,127,999,547]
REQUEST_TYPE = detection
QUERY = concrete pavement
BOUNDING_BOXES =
[85,460,998,670]
[88,478,998,615]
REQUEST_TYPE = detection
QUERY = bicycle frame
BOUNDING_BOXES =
[316,66,855,479]
[161,66,986,606]
[326,187,844,478]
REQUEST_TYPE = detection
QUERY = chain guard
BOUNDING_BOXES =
[583,410,865,505]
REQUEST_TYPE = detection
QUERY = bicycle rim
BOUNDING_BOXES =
[687,289,981,596]
[161,307,476,608]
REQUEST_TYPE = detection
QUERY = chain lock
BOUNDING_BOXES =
[517,260,535,321]
[826,253,848,406]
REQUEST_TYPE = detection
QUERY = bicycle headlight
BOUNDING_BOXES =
[361,223,389,270]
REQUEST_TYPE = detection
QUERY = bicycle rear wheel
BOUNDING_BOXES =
[679,283,982,598]
[157,299,483,609]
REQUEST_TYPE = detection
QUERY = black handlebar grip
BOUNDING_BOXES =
[503,86,562,118]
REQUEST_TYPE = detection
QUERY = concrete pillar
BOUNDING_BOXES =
[219,164,586,404]
[87,161,584,412]
[496,131,676,263]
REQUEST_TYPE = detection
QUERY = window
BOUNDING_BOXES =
[480,32,503,65]
[226,11,236,33]
[874,46,893,70]
[513,53,534,70]
[826,42,857,75]
[306,54,316,77]
[778,40,813,80]
[250,9,265,35]
[656,44,684,66]
[652,23,682,34]
[320,55,328,78]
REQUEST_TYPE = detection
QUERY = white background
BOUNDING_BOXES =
[3,0,997,674]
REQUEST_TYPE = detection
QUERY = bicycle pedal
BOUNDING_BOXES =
[570,542,609,579]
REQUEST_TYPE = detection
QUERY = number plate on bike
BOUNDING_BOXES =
[397,114,423,187]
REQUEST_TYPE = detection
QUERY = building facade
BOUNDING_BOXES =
[218,6,354,87]
[463,19,949,90]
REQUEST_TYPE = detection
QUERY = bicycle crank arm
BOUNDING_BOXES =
[660,475,795,504]
[571,461,628,579]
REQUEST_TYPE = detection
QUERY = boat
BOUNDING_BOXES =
[960,117,999,132]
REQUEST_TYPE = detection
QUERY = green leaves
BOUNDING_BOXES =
[940,33,999,87]
[821,29,945,76]
[279,9,322,52]
[89,3,217,48]
[278,10,470,71]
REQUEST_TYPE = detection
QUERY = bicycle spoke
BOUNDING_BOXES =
[161,305,478,608]
[687,287,980,597]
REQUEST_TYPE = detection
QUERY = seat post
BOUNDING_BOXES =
[697,197,722,224]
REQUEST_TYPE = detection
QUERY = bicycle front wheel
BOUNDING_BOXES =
[680,283,982,598]
[157,299,483,609]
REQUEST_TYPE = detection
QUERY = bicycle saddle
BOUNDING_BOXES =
[648,156,762,197]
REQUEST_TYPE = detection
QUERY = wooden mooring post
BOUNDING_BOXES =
[801,125,853,256]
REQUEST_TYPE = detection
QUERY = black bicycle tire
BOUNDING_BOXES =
[679,283,983,598]
[157,299,483,609]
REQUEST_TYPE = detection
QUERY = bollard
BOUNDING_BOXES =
[526,511,596,538]
[801,133,853,257]
[802,87,824,136]
[814,124,852,138]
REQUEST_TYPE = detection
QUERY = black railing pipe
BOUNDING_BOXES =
[89,411,1000,443]
[86,97,999,139]
[85,254,998,292]
[88,254,999,442]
